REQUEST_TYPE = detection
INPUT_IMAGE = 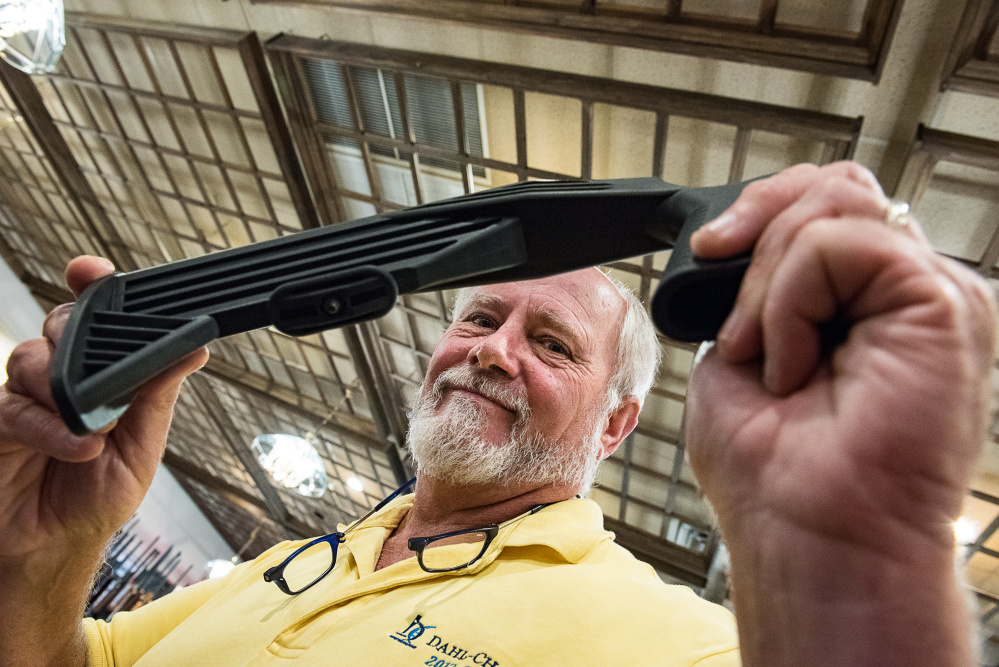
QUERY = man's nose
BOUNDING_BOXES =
[469,326,521,376]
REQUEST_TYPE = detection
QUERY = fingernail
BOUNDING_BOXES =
[96,418,118,434]
[702,212,736,234]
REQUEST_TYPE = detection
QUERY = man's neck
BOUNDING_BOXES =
[373,475,578,570]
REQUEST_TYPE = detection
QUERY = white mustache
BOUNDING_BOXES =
[428,365,531,425]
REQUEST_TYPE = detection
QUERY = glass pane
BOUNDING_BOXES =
[419,531,488,570]
[282,540,335,592]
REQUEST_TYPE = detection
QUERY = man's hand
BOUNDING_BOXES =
[685,162,998,666]
[0,255,207,665]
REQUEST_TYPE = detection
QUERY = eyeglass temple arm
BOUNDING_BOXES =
[51,178,755,435]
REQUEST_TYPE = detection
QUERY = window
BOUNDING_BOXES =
[302,58,486,212]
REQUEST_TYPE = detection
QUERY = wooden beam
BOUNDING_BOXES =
[941,0,999,98]
[580,100,593,181]
[268,36,863,144]
[254,0,899,81]
[757,0,778,35]
[237,32,322,230]
[0,61,134,272]
[187,374,294,524]
[163,449,268,512]
[604,516,708,587]
[728,127,750,184]
[266,46,347,225]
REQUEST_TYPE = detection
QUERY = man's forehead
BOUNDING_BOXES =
[459,269,625,322]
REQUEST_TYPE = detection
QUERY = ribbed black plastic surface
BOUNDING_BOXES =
[52,176,753,435]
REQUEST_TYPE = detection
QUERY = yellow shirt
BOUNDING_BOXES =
[84,497,739,666]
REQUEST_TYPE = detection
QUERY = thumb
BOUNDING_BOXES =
[108,347,209,472]
[66,256,115,297]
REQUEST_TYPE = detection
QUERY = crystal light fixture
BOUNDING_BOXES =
[251,433,329,498]
[0,0,64,74]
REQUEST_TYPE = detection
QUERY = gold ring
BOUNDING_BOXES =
[883,199,911,231]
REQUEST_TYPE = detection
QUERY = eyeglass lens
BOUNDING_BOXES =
[281,540,337,593]
[418,531,491,571]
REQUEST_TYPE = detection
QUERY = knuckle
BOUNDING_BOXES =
[43,302,73,330]
[783,162,821,179]
[5,339,44,387]
[7,339,42,369]
[741,163,821,209]
[47,303,74,320]
[962,273,999,347]
[740,177,772,201]
[812,175,848,200]
[740,176,787,209]
[826,161,882,193]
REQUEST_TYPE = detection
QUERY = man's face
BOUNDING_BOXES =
[407,269,627,489]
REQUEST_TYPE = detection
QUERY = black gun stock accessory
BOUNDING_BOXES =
[51,177,754,435]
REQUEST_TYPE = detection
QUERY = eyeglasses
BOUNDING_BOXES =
[263,477,554,595]
[263,476,416,595]
[406,502,552,573]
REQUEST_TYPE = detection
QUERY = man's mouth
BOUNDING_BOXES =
[444,384,515,413]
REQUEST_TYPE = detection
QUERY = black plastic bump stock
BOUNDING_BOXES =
[51,177,756,434]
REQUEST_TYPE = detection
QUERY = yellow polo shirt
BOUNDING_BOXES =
[83,497,739,666]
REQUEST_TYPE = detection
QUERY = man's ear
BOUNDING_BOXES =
[598,396,641,459]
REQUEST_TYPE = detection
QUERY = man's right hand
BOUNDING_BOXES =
[0,256,208,560]
[0,256,207,657]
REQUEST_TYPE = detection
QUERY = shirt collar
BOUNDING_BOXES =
[341,493,613,567]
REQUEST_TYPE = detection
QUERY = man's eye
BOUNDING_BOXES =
[467,314,495,328]
[541,338,570,357]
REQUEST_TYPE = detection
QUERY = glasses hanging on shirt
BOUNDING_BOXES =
[262,477,555,595]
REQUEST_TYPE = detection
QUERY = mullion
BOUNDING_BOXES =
[83,27,211,253]
[131,32,233,253]
[59,28,174,264]
[319,121,574,181]
[449,80,473,195]
[168,39,257,247]
[205,43,283,228]
[340,64,385,212]
[392,70,426,205]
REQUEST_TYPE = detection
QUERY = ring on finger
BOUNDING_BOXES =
[883,199,911,231]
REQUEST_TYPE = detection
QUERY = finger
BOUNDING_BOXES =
[5,338,59,412]
[760,219,933,395]
[0,390,105,461]
[720,175,890,363]
[690,161,883,259]
[66,256,115,298]
[111,346,209,479]
[684,344,771,500]
[927,253,999,380]
[41,303,74,346]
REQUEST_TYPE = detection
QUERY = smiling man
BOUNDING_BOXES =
[375,269,655,568]
[0,162,994,667]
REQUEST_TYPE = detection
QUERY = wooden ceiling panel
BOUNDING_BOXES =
[255,0,902,81]
[942,0,999,97]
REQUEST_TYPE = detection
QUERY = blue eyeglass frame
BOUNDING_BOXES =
[263,476,416,595]
[263,477,559,594]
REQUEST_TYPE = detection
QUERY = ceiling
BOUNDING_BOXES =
[0,0,998,658]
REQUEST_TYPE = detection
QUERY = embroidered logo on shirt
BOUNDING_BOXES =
[390,614,500,666]
[391,614,436,648]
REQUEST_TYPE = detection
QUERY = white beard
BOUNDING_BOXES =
[406,365,606,492]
